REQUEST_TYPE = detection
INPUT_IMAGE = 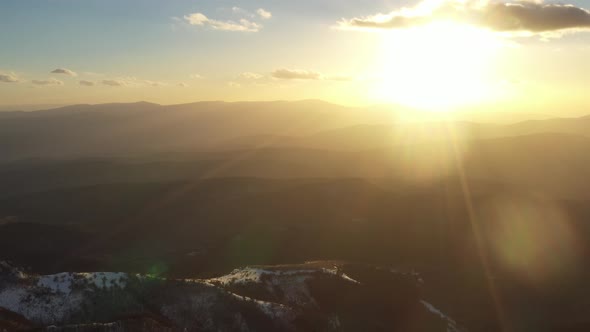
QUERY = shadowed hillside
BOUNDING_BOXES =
[2,102,590,332]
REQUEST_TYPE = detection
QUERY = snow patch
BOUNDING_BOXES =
[421,300,461,332]
[340,273,360,284]
[225,290,292,319]
[0,285,85,324]
[37,272,128,295]
[208,267,318,286]
[0,271,128,324]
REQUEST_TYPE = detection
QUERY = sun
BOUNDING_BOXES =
[373,22,504,111]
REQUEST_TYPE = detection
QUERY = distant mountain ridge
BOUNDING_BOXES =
[0,100,587,162]
[0,100,396,161]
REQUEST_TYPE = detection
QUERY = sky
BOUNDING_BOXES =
[0,0,589,114]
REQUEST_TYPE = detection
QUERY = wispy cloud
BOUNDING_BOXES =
[32,78,64,86]
[271,69,354,81]
[184,12,262,32]
[190,74,204,79]
[51,68,77,76]
[102,79,126,87]
[337,0,590,37]
[231,7,251,17]
[79,80,95,86]
[144,80,166,87]
[272,69,322,80]
[231,7,272,20]
[239,72,264,79]
[102,77,165,87]
[0,72,19,83]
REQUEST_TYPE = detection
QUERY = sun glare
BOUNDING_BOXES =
[374,22,504,111]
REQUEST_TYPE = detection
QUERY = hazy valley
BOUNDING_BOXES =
[0,101,588,331]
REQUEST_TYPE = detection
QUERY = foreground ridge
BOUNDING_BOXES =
[0,261,463,331]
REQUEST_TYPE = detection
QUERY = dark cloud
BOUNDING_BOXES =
[339,0,590,35]
[79,80,95,86]
[51,68,77,76]
[102,79,124,87]
[483,2,590,32]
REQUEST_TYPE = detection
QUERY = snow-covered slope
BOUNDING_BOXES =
[0,261,464,331]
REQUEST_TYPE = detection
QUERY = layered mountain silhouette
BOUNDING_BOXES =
[0,101,582,161]
[1,101,590,331]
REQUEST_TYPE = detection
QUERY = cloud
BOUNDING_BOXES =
[178,83,189,87]
[231,7,271,19]
[337,0,590,36]
[227,81,241,88]
[79,80,95,86]
[272,69,322,80]
[51,68,77,76]
[239,72,264,79]
[32,78,64,86]
[257,8,272,19]
[190,74,204,79]
[0,72,19,83]
[102,79,125,87]
[185,12,209,25]
[271,69,354,81]
[184,12,262,32]
[101,77,164,87]
[144,80,166,87]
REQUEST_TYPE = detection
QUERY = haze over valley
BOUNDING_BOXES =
[2,0,590,331]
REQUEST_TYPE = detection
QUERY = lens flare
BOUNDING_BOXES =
[391,120,472,185]
[481,196,580,285]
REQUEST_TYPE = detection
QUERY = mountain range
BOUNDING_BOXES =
[1,101,590,331]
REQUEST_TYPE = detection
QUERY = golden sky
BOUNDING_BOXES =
[0,0,589,114]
